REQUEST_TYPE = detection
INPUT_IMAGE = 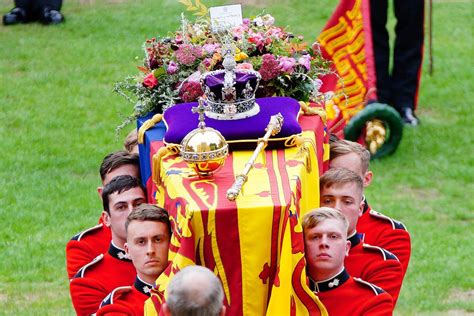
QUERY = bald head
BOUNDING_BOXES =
[165,266,225,316]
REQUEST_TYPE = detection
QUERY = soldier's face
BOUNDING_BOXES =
[98,164,140,198]
[304,218,350,281]
[125,220,170,283]
[329,153,372,187]
[103,187,146,246]
[320,183,363,236]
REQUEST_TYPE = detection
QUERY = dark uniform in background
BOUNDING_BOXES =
[370,0,424,125]
[310,268,394,315]
[3,0,64,25]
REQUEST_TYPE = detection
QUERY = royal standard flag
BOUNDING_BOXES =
[318,0,377,137]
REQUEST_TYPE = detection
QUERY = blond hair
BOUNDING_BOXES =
[302,207,349,234]
[124,129,138,153]
[330,139,370,173]
[320,168,363,193]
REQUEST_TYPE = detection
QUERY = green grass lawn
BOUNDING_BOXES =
[0,0,472,314]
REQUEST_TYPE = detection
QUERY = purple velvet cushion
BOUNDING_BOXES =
[163,97,302,149]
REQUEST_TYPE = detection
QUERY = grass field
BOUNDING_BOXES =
[0,0,473,314]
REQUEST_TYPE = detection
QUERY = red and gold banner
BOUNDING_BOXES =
[318,0,376,136]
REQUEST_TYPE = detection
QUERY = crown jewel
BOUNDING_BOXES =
[201,43,261,120]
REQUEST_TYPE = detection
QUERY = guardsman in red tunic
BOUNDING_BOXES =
[96,278,153,316]
[66,151,140,279]
[96,204,171,316]
[69,175,146,315]
[320,168,404,304]
[329,138,411,275]
[302,207,393,315]
[357,199,410,275]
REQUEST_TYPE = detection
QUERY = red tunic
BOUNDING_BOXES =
[66,222,112,279]
[310,269,393,315]
[95,276,153,316]
[69,243,136,316]
[345,233,404,305]
[357,200,411,275]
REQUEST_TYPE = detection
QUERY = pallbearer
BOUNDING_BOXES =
[303,207,393,315]
[329,138,411,275]
[96,204,171,315]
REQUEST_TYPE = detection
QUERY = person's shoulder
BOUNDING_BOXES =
[73,254,104,279]
[362,243,399,261]
[66,224,111,279]
[69,223,107,241]
[352,277,394,314]
[99,286,133,307]
[367,209,408,231]
[353,277,386,295]
[96,286,144,316]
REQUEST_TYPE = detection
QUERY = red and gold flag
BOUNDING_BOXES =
[144,129,326,315]
[318,0,377,137]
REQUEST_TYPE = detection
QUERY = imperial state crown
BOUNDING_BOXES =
[200,43,261,120]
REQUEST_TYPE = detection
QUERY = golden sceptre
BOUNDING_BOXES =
[226,113,284,201]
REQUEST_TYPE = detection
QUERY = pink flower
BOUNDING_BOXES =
[179,81,204,102]
[143,73,158,88]
[175,35,183,44]
[248,31,267,50]
[311,41,321,53]
[202,58,212,68]
[203,43,219,55]
[259,54,280,81]
[267,27,283,39]
[167,61,178,74]
[236,63,254,70]
[175,44,203,66]
[298,55,311,71]
[232,25,248,39]
[279,56,296,73]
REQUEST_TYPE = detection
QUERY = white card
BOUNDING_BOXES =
[209,4,243,32]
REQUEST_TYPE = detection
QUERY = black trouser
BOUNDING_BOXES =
[370,0,424,112]
[15,0,62,20]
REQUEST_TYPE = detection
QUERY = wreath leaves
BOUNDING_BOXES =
[179,0,208,17]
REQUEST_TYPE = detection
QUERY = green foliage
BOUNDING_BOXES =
[0,0,472,314]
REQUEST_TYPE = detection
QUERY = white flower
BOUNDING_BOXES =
[262,14,275,26]
[253,17,264,27]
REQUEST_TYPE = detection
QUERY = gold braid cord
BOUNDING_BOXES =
[299,101,327,124]
[286,135,317,173]
[152,144,180,186]
[138,114,163,144]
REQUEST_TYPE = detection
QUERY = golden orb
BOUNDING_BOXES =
[180,126,228,178]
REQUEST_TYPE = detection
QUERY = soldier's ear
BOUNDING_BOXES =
[345,240,351,256]
[363,170,373,187]
[97,186,103,200]
[124,243,129,254]
[102,211,111,227]
[358,200,364,217]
